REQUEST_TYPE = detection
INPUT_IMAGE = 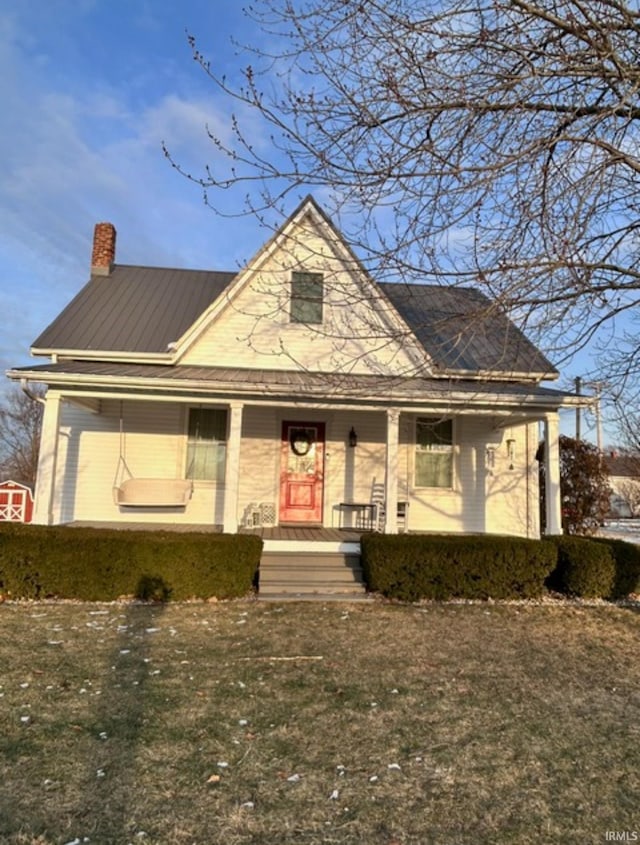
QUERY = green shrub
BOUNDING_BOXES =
[592,537,640,599]
[545,536,616,598]
[0,525,262,601]
[361,534,556,601]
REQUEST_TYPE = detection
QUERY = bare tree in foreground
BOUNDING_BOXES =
[0,386,44,489]
[167,0,640,397]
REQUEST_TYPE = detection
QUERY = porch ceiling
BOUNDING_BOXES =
[9,360,577,412]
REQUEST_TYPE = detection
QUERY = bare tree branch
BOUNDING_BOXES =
[165,0,640,397]
[0,386,44,489]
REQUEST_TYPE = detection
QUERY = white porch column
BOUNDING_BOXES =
[544,412,562,536]
[33,392,62,525]
[385,409,400,534]
[223,401,244,533]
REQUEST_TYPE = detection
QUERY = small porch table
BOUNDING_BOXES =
[335,502,377,531]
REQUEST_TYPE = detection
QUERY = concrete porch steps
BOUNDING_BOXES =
[259,551,367,599]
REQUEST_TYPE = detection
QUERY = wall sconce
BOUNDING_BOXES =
[506,438,516,470]
[348,427,358,448]
[486,445,496,473]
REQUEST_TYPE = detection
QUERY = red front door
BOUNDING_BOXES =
[279,421,325,524]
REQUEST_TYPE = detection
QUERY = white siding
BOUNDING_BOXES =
[401,416,539,537]
[55,399,225,525]
[180,214,426,376]
[484,421,540,538]
[49,399,539,537]
[237,406,280,524]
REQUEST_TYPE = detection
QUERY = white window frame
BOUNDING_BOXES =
[185,407,228,483]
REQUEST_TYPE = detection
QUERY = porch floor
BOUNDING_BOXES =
[239,526,362,543]
[69,522,363,543]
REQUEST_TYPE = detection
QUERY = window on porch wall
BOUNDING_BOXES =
[186,408,227,482]
[415,418,453,488]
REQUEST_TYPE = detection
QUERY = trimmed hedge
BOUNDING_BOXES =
[591,537,640,599]
[544,536,616,599]
[361,534,557,601]
[0,524,262,601]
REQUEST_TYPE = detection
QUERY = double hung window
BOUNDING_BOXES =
[290,271,323,324]
[186,408,227,482]
[415,418,454,488]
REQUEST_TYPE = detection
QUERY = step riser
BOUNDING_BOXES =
[262,553,360,567]
[259,593,371,603]
[261,567,362,576]
[259,552,364,595]
[260,583,366,596]
[260,571,363,583]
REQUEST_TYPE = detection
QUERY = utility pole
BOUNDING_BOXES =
[575,376,582,440]
[585,380,605,453]
[594,390,603,453]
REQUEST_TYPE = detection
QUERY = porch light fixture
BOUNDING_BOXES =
[506,438,516,470]
[348,427,358,448]
[485,445,496,472]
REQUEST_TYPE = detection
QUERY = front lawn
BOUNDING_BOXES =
[1,600,638,844]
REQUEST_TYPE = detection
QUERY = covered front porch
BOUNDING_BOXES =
[28,366,568,538]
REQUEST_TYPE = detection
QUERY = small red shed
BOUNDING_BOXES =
[0,480,34,523]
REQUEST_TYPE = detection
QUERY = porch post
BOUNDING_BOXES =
[544,412,562,535]
[385,409,400,534]
[223,401,244,533]
[33,391,62,525]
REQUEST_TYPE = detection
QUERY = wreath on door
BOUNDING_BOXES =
[290,428,313,456]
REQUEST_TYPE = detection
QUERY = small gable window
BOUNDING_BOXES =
[290,271,323,324]
[415,418,454,488]
[186,408,227,482]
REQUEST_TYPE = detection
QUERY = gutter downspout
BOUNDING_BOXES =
[525,423,531,538]
[20,378,46,406]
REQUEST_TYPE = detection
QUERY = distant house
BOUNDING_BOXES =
[7,197,573,537]
[605,452,640,518]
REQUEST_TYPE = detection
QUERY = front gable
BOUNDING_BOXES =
[25,195,557,383]
[177,198,430,376]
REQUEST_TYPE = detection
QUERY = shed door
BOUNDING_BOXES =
[0,487,26,522]
[279,422,325,524]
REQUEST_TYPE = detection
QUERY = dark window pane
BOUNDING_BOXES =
[291,272,323,323]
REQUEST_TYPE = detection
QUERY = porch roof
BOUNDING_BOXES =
[9,360,577,412]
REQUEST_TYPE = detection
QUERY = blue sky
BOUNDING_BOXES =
[0,0,607,442]
[1,1,267,372]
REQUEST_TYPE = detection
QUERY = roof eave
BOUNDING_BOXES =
[437,367,559,382]
[30,348,175,364]
[7,367,576,410]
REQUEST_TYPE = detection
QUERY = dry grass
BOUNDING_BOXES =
[1,599,639,844]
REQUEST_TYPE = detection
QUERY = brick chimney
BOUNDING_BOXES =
[91,222,117,275]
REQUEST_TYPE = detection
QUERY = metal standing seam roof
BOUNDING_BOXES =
[31,262,557,378]
[379,283,557,376]
[32,265,236,354]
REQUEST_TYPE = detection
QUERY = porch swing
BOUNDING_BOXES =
[112,404,193,508]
